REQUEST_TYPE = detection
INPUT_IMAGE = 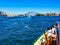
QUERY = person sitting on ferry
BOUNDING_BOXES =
[52,31,56,40]
[51,25,58,45]
[44,28,52,45]
[44,28,52,40]
[51,31,57,45]
[47,28,52,38]
[51,25,56,34]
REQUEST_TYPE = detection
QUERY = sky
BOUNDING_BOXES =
[0,0,60,14]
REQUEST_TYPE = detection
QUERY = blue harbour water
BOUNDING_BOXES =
[0,16,60,45]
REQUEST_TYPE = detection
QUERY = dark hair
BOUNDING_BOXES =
[55,23,58,26]
[47,28,50,30]
[50,27,52,29]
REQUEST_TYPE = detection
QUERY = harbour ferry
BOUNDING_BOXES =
[33,22,60,45]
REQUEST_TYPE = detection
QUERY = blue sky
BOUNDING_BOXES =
[0,0,60,14]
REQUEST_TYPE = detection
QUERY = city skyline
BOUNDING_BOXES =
[0,0,60,14]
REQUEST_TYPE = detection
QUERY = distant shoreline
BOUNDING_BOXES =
[0,11,60,17]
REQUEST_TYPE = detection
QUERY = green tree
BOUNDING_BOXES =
[36,14,44,16]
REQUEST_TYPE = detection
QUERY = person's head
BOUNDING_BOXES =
[50,27,52,29]
[55,23,58,27]
[47,28,50,30]
[52,25,57,28]
[53,23,58,28]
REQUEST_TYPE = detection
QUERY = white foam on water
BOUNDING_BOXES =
[25,25,28,28]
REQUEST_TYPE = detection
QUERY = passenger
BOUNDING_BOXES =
[52,31,56,40]
[47,28,52,38]
[51,31,57,45]
[51,24,58,45]
[51,25,56,34]
[44,28,52,45]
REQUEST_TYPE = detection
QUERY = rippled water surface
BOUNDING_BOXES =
[0,16,60,45]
